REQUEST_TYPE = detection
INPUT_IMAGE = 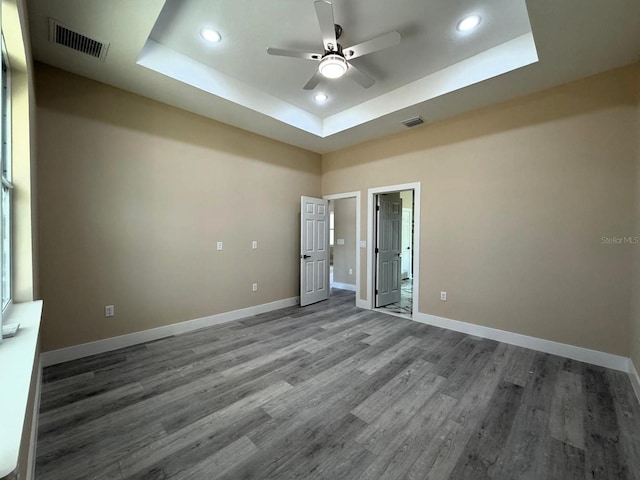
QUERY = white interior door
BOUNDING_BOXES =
[300,196,330,306]
[376,193,402,307]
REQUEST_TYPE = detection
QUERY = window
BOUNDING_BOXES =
[1,37,12,319]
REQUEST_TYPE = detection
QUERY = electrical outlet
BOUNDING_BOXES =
[252,241,258,249]
[349,268,353,275]
[105,305,115,317]
[216,241,223,251]
[440,291,447,301]
[252,283,258,292]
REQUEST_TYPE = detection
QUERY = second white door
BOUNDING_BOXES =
[376,193,402,307]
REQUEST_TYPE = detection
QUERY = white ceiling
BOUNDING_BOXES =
[148,0,532,118]
[27,0,640,154]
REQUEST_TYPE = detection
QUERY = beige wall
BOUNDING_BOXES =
[34,59,640,359]
[332,197,356,285]
[323,65,640,357]
[36,64,321,351]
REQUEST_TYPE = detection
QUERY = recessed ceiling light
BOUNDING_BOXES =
[457,15,481,32]
[200,28,221,43]
[314,93,328,103]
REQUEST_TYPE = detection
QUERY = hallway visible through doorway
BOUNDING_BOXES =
[328,197,357,294]
[378,278,413,317]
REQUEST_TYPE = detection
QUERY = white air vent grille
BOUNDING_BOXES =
[49,19,109,61]
[401,117,425,128]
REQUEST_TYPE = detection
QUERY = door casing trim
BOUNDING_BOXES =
[367,183,421,314]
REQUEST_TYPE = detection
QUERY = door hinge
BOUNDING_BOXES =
[375,289,378,295]
[376,205,380,211]
[375,247,379,254]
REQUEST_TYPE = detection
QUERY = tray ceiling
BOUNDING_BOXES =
[27,0,640,153]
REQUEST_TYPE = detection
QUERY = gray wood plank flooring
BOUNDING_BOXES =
[36,289,640,479]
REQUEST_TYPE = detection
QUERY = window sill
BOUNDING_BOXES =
[0,300,43,480]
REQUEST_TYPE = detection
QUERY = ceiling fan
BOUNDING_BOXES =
[267,0,401,90]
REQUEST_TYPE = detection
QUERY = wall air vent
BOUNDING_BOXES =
[401,117,425,128]
[48,19,110,61]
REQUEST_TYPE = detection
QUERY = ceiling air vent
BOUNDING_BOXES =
[401,117,425,128]
[49,19,109,61]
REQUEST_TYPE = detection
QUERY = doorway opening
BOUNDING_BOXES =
[367,183,421,320]
[324,192,361,305]
[329,198,357,293]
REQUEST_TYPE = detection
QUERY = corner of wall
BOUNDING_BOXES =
[630,67,640,373]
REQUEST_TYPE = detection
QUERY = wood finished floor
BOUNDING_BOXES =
[37,289,640,480]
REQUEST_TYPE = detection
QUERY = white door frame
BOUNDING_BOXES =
[323,191,361,306]
[367,182,421,314]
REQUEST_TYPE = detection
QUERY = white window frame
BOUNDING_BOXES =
[0,35,13,340]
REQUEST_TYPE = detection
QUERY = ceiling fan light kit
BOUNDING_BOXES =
[319,54,347,78]
[266,0,401,90]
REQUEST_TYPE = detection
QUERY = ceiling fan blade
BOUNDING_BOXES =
[314,1,337,51]
[267,48,322,61]
[345,63,375,88]
[303,71,323,90]
[344,31,401,60]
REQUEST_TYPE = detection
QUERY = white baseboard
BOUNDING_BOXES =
[331,282,356,292]
[413,312,630,372]
[41,297,299,367]
[629,359,640,403]
[40,296,640,402]
[26,360,42,480]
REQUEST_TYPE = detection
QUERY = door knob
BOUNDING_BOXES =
[301,254,311,259]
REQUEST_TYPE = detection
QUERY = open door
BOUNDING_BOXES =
[376,193,402,307]
[300,196,330,306]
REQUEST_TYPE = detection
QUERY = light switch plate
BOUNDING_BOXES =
[217,241,223,251]
[252,241,258,249]
[337,239,345,245]
[360,241,367,248]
